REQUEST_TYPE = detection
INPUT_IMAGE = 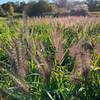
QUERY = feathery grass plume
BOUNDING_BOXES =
[35,41,51,82]
[23,10,29,34]
[51,31,63,64]
[0,67,30,92]
[69,40,93,76]
[94,43,100,55]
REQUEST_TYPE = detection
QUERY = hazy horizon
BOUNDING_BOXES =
[0,0,85,4]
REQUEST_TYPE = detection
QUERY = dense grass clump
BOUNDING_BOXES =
[0,17,100,100]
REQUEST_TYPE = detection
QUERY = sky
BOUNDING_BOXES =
[0,0,27,4]
[0,0,85,4]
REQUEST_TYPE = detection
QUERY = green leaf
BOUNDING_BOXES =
[46,91,54,100]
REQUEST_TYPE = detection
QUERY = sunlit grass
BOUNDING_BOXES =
[0,16,100,99]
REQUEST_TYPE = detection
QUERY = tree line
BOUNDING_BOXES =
[0,0,57,17]
[0,0,100,17]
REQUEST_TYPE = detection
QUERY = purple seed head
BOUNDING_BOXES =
[82,67,90,78]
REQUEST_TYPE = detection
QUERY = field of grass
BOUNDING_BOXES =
[0,16,100,100]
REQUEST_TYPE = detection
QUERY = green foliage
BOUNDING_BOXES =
[26,1,57,16]
[87,0,100,11]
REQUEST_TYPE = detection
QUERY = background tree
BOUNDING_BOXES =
[87,0,100,11]
[26,0,56,16]
[7,3,14,16]
[14,1,26,13]
[96,3,100,11]
[0,6,5,17]
[1,2,14,16]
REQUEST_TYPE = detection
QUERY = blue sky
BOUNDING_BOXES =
[0,0,28,4]
[0,0,84,4]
